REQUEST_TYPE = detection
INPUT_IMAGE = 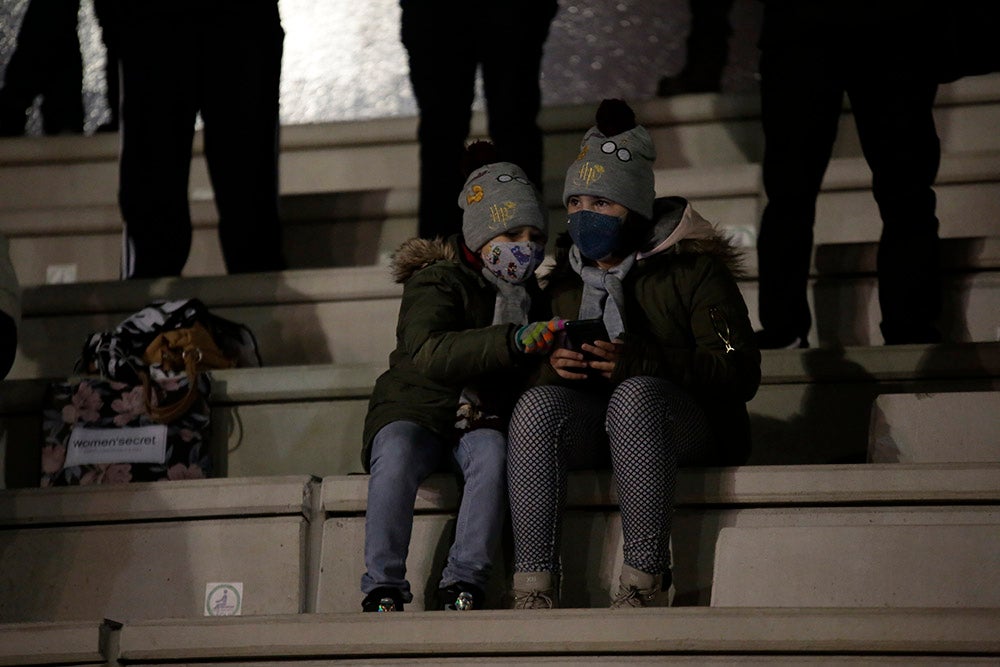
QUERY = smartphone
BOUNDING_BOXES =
[564,318,609,359]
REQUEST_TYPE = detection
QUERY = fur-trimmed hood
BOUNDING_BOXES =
[389,236,461,284]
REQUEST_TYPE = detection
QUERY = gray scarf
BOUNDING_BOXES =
[480,266,531,325]
[569,245,634,339]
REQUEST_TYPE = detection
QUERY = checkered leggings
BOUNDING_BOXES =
[507,377,713,576]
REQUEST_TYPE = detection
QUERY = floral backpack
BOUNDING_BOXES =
[39,299,260,486]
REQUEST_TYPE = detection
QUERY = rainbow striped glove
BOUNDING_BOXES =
[515,318,566,354]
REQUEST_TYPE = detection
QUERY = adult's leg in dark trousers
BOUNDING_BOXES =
[118,5,198,278]
[0,0,45,134]
[38,0,84,135]
[658,0,734,97]
[756,47,843,341]
[848,76,941,344]
[0,0,83,136]
[199,1,286,274]
[682,0,734,87]
[400,0,478,240]
[479,2,556,192]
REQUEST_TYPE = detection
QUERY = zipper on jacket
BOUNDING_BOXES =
[709,306,735,353]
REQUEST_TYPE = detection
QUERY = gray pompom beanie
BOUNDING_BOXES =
[562,118,657,220]
[458,161,548,252]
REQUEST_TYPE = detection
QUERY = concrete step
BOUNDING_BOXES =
[3,150,999,286]
[743,267,999,347]
[10,248,1000,383]
[8,609,996,665]
[2,73,996,210]
[0,476,319,624]
[319,463,1000,513]
[14,266,403,380]
[0,620,107,666]
[0,73,995,663]
[869,390,1000,463]
[3,342,998,488]
[710,523,1000,607]
[0,475,322,625]
[317,463,1000,612]
[745,343,1000,465]
[2,464,994,622]
[1,75,998,285]
[106,608,1000,662]
[0,473,318,524]
[0,516,308,622]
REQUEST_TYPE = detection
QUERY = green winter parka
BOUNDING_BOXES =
[540,197,761,464]
[361,235,549,470]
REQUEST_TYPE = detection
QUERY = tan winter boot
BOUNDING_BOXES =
[610,564,663,609]
[511,571,559,610]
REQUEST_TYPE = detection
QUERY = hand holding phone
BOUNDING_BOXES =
[563,318,610,360]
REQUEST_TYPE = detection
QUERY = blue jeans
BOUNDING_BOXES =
[361,421,507,602]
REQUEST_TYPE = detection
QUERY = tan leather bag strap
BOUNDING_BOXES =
[142,349,202,423]
[140,321,237,423]
[143,322,235,373]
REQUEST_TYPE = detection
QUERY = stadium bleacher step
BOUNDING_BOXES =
[1,464,996,622]
[105,607,999,663]
[710,522,1000,607]
[0,620,108,667]
[316,463,1000,612]
[1,75,998,285]
[0,64,996,665]
[3,342,998,488]
[869,390,1000,462]
[10,237,1000,382]
[3,608,995,665]
[2,149,999,287]
[0,476,320,623]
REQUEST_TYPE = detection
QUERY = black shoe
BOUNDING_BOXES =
[439,581,485,611]
[754,329,809,350]
[362,586,405,612]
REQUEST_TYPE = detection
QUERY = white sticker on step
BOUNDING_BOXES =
[205,582,243,616]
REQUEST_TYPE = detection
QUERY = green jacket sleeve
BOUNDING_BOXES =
[400,264,519,384]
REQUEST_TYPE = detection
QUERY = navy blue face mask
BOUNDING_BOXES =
[568,209,623,261]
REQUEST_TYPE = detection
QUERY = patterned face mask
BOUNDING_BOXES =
[568,209,624,261]
[481,240,546,285]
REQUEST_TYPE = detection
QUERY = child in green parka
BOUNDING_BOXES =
[360,142,564,612]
